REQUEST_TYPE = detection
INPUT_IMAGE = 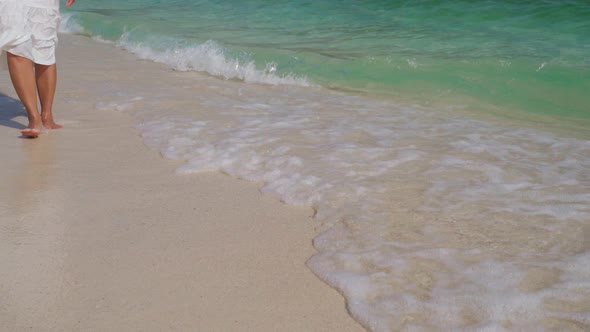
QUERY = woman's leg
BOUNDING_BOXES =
[35,62,62,129]
[6,52,42,137]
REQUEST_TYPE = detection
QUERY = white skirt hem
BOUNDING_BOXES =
[0,3,60,65]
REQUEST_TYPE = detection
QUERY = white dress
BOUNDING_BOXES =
[0,0,61,65]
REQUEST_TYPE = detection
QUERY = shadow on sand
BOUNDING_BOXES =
[0,92,27,130]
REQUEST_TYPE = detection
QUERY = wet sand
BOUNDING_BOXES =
[0,35,364,331]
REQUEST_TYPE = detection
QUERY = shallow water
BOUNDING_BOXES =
[62,0,590,122]
[61,1,590,330]
[91,67,590,330]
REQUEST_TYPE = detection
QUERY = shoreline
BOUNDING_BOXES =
[0,34,364,331]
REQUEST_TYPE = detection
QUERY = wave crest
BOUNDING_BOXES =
[59,14,311,87]
[119,35,311,86]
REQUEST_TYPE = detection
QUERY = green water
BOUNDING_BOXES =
[63,0,590,121]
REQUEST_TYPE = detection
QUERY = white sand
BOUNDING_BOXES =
[0,35,364,331]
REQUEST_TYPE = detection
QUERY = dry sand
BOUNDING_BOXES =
[0,35,364,331]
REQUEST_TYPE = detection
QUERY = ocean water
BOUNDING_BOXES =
[62,1,590,330]
[62,0,590,124]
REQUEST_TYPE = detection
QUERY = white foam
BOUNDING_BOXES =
[96,63,590,330]
[95,96,143,112]
[58,13,84,34]
[118,33,312,87]
[59,15,312,88]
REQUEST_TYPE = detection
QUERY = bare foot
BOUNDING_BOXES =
[20,127,42,138]
[42,120,63,129]
[42,113,63,129]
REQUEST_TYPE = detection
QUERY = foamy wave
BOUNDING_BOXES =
[117,33,311,87]
[58,15,311,87]
[127,85,590,330]
[75,8,590,330]
[58,13,84,34]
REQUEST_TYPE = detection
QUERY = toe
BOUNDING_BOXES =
[20,128,41,138]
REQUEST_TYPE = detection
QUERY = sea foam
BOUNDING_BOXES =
[60,14,311,87]
[96,72,590,330]
[119,36,312,87]
[59,13,83,34]
[66,5,590,329]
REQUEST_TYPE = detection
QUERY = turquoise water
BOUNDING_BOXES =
[63,0,590,123]
[63,1,590,330]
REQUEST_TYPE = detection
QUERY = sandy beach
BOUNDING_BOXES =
[0,34,364,331]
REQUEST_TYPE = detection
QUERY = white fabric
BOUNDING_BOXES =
[1,0,60,9]
[0,0,61,65]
